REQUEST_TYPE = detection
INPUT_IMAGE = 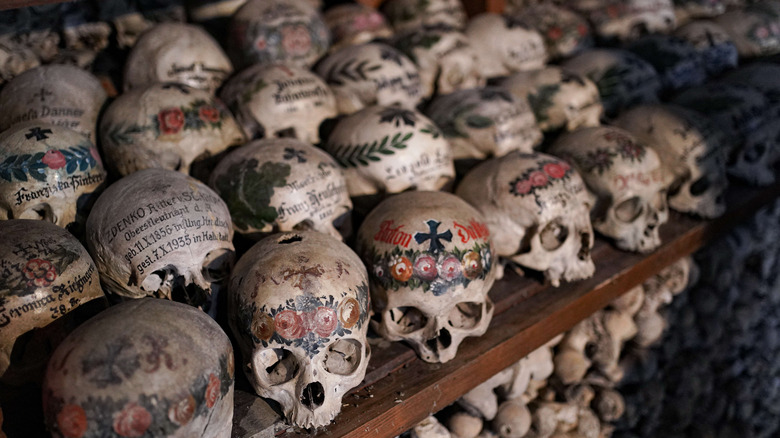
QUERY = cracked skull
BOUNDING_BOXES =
[86,169,235,312]
[356,191,497,363]
[465,13,548,78]
[456,151,595,286]
[228,231,370,428]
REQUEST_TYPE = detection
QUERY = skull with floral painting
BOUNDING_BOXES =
[380,0,467,33]
[315,42,423,115]
[228,0,330,69]
[613,104,729,218]
[99,83,245,180]
[393,26,484,98]
[627,34,707,92]
[228,231,370,428]
[674,20,739,77]
[0,122,106,232]
[465,13,548,78]
[356,191,496,363]
[424,87,542,161]
[508,3,593,60]
[123,23,233,95]
[324,3,393,51]
[569,0,676,42]
[323,105,454,198]
[715,2,780,58]
[209,138,352,240]
[86,169,235,312]
[549,126,673,253]
[43,298,234,438]
[497,67,603,133]
[219,64,337,144]
[456,151,595,286]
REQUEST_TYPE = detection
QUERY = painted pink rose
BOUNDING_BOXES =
[42,150,67,169]
[280,25,312,56]
[57,404,87,438]
[514,179,533,195]
[353,12,385,31]
[547,26,563,40]
[314,306,338,337]
[255,36,267,50]
[577,23,588,36]
[205,373,220,408]
[23,258,56,287]
[544,162,567,179]
[338,298,360,328]
[529,170,548,187]
[462,251,483,279]
[413,255,438,281]
[113,403,151,437]
[438,255,462,281]
[275,310,306,339]
[167,394,195,426]
[199,106,220,123]
[157,107,185,135]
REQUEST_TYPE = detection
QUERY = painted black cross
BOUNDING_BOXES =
[414,220,452,253]
[25,127,52,141]
[32,87,53,102]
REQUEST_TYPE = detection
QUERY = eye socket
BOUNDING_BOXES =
[386,306,428,334]
[447,302,483,330]
[201,249,235,282]
[539,219,569,251]
[323,339,363,376]
[256,348,299,386]
[614,197,644,223]
[18,204,56,223]
[689,176,711,196]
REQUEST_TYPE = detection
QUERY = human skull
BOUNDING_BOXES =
[0,122,106,232]
[228,0,330,69]
[613,104,729,218]
[99,83,245,179]
[43,298,234,438]
[496,67,603,133]
[322,105,454,197]
[356,191,496,363]
[219,63,337,144]
[123,23,233,94]
[209,138,352,239]
[627,34,707,92]
[86,169,235,311]
[0,64,107,144]
[187,0,248,41]
[561,49,662,118]
[0,220,105,385]
[393,27,484,98]
[315,42,423,115]
[324,3,394,51]
[456,151,595,286]
[465,13,548,78]
[507,3,593,60]
[674,20,739,77]
[568,0,676,42]
[715,2,780,58]
[424,87,542,160]
[549,126,673,253]
[380,0,467,33]
[228,231,370,428]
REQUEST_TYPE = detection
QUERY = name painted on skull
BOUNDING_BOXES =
[613,168,665,191]
[13,171,104,206]
[373,220,414,248]
[453,220,490,244]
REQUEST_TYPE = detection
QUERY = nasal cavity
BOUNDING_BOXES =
[300,382,325,410]
[426,328,452,352]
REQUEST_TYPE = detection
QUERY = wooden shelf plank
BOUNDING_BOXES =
[0,0,71,10]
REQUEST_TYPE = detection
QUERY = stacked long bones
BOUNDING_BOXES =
[0,0,779,435]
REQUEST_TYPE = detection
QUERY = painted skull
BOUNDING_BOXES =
[561,49,662,118]
[673,0,726,23]
[465,13,548,78]
[314,42,423,115]
[322,105,454,197]
[569,0,676,42]
[0,64,107,144]
[0,220,105,386]
[228,0,330,69]
[456,151,595,286]
[43,298,234,438]
[380,0,467,33]
[507,3,593,60]
[393,27,484,98]
[86,169,235,311]
[613,104,729,218]
[497,67,603,133]
[324,3,394,51]
[549,126,673,253]
[123,23,233,95]
[627,34,707,92]
[228,231,370,428]
[356,191,496,363]
[219,63,337,144]
[674,20,739,77]
[99,83,245,179]
[424,87,542,160]
[0,122,106,232]
[715,2,780,58]
[209,138,352,240]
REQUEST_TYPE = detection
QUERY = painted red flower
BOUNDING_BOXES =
[57,404,87,438]
[255,36,267,50]
[544,162,567,179]
[529,170,549,187]
[204,373,220,409]
[577,23,588,36]
[42,150,67,169]
[314,306,338,337]
[547,26,563,40]
[252,313,275,341]
[438,255,462,282]
[23,258,56,287]
[390,256,413,282]
[167,394,195,426]
[275,310,306,339]
[157,107,185,135]
[338,297,360,329]
[280,24,312,56]
[113,402,151,437]
[513,179,533,195]
[89,147,102,165]
[461,251,483,279]
[199,106,220,123]
[413,255,438,281]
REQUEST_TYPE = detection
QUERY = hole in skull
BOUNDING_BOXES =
[387,307,428,334]
[300,382,325,410]
[278,235,303,245]
[292,219,315,232]
[447,302,483,329]
[578,233,591,261]
[744,142,767,162]
[275,127,297,138]
[515,224,538,255]
[540,219,569,251]
[258,348,299,385]
[614,197,643,223]
[689,176,711,196]
[584,341,598,359]
[201,249,235,282]
[425,328,452,352]
[323,339,362,375]
[18,204,56,223]
[141,268,211,310]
